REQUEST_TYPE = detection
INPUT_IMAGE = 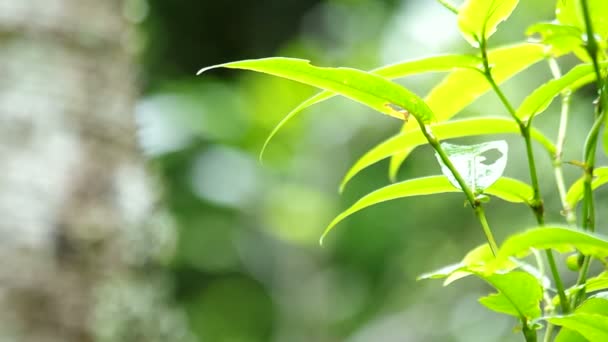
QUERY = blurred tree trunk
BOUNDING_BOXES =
[0,1,188,341]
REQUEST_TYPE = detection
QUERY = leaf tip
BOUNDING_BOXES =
[197,64,222,75]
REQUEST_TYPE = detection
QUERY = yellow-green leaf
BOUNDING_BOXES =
[340,117,555,191]
[457,0,519,46]
[478,271,543,320]
[516,62,606,120]
[322,176,534,243]
[198,57,435,123]
[566,167,608,208]
[492,227,608,270]
[258,54,482,159]
[549,314,608,341]
[388,43,551,180]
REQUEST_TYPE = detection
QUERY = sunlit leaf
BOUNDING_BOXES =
[417,262,467,281]
[526,22,585,56]
[340,117,555,191]
[252,54,482,158]
[388,43,551,180]
[549,314,608,341]
[443,244,500,285]
[478,271,543,320]
[492,227,608,270]
[418,244,492,282]
[435,140,508,193]
[198,58,435,123]
[322,176,534,243]
[557,0,608,41]
[516,62,607,120]
[555,328,587,342]
[566,167,608,208]
[578,293,608,313]
[587,272,608,293]
[555,293,608,341]
[457,0,519,46]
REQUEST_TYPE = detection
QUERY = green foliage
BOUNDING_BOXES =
[516,62,604,120]
[478,271,543,320]
[322,176,533,243]
[259,54,483,158]
[388,42,552,180]
[198,0,608,340]
[199,58,435,123]
[554,294,608,340]
[493,227,608,267]
[566,167,608,208]
[457,0,519,47]
[340,117,555,191]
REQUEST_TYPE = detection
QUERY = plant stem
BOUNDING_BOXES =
[547,58,577,225]
[572,0,607,307]
[543,323,554,342]
[573,113,605,304]
[436,0,459,14]
[522,320,538,342]
[581,0,606,115]
[416,119,499,255]
[478,35,570,314]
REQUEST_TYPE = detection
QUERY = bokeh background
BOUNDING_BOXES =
[1,0,606,341]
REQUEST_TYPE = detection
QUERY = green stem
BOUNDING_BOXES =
[522,320,538,342]
[573,113,605,304]
[416,119,499,255]
[543,323,554,342]
[581,0,606,115]
[548,58,576,225]
[571,0,607,308]
[479,35,570,314]
[436,0,459,14]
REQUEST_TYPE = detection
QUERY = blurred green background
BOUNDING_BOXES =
[131,0,604,341]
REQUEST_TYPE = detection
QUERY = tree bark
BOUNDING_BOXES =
[0,1,189,341]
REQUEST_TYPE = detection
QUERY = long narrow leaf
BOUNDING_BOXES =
[566,167,608,208]
[258,54,482,158]
[492,227,608,270]
[339,117,555,191]
[516,62,606,120]
[199,58,436,128]
[321,176,534,243]
[388,43,551,180]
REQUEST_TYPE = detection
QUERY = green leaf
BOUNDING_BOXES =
[577,293,608,314]
[417,262,467,281]
[388,43,552,180]
[418,244,513,286]
[478,271,543,320]
[516,62,606,120]
[555,294,608,341]
[555,329,588,342]
[549,314,608,341]
[604,119,608,157]
[435,140,508,194]
[566,167,608,208]
[322,176,534,243]
[587,272,608,293]
[557,0,608,42]
[340,117,555,191]
[526,22,585,56]
[253,54,482,158]
[198,57,435,123]
[492,227,608,270]
[457,0,519,46]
